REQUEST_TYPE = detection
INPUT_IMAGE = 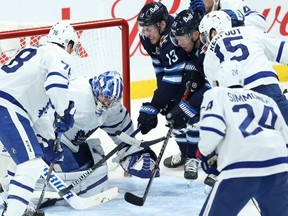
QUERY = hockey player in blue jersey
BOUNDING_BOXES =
[0,22,78,216]
[197,60,288,216]
[136,2,208,180]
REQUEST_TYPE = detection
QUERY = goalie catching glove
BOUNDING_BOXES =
[114,147,160,179]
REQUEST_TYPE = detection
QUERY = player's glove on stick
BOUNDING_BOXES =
[54,101,76,133]
[189,0,206,18]
[166,100,198,128]
[196,150,219,175]
[41,138,64,164]
[137,103,158,134]
[182,70,205,93]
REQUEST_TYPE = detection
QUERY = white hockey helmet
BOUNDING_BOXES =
[213,60,243,87]
[199,10,232,45]
[47,22,78,54]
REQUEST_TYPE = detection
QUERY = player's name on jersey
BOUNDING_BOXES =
[227,92,270,104]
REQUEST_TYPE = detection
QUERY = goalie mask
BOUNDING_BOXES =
[199,10,232,47]
[47,22,79,54]
[214,60,243,88]
[91,71,123,116]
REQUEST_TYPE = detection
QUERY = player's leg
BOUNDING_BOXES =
[199,177,253,216]
[185,123,200,180]
[251,84,288,125]
[0,107,45,215]
[163,131,187,168]
[255,172,288,216]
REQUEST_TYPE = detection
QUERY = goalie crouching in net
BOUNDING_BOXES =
[31,70,158,207]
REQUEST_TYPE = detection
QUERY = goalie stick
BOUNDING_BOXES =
[115,130,166,148]
[124,125,174,206]
[42,164,119,210]
[58,127,141,197]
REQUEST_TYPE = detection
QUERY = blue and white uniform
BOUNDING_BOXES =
[0,42,73,215]
[204,26,288,124]
[198,87,288,216]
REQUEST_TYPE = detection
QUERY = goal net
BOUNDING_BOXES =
[0,19,131,176]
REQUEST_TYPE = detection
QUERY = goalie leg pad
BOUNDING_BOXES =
[122,149,160,179]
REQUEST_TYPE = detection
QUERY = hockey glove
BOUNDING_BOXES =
[166,100,198,128]
[196,150,219,175]
[223,9,245,27]
[54,101,76,133]
[137,103,158,134]
[41,138,64,164]
[119,148,160,179]
[182,70,205,93]
[189,0,206,18]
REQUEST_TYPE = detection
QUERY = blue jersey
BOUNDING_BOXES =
[140,15,188,110]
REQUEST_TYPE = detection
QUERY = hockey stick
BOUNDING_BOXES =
[58,127,141,197]
[41,164,119,210]
[124,125,174,206]
[115,130,166,148]
[36,132,62,209]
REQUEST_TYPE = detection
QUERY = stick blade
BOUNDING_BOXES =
[124,192,144,206]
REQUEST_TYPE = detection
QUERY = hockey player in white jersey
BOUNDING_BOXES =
[199,10,288,125]
[197,60,288,216]
[33,70,158,207]
[0,22,78,216]
[189,0,267,31]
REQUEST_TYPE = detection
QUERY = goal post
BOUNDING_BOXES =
[0,18,131,113]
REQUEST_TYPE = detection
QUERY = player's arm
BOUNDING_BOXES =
[100,103,134,145]
[198,89,226,156]
[259,31,288,65]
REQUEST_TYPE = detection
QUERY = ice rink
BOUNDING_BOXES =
[1,83,288,215]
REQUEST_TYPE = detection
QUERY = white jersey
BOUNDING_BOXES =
[198,87,288,180]
[204,26,288,89]
[0,43,73,123]
[220,0,267,31]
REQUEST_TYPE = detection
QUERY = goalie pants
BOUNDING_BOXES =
[199,172,288,216]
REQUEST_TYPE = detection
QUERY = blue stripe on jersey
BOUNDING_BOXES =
[202,114,226,124]
[200,126,225,137]
[162,74,182,84]
[223,156,288,171]
[10,179,34,193]
[46,71,69,81]
[45,83,68,91]
[154,66,164,75]
[0,90,27,113]
[276,41,285,62]
[244,71,279,86]
[164,62,186,73]
[7,194,29,205]
[245,11,266,20]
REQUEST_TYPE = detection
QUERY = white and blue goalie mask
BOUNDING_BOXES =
[91,71,124,116]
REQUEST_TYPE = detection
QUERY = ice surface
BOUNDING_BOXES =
[5,92,288,216]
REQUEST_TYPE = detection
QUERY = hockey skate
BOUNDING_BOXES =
[204,174,217,187]
[184,158,199,180]
[163,153,186,168]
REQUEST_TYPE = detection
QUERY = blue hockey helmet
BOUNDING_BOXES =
[137,2,169,27]
[91,71,123,103]
[171,10,202,37]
